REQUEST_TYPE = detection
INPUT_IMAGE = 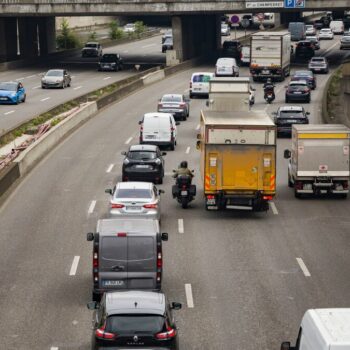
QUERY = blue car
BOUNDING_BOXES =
[0,81,26,105]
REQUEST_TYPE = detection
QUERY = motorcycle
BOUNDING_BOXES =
[172,172,196,209]
[264,90,275,104]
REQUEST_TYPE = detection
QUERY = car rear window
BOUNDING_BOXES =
[107,315,164,334]
[128,237,155,260]
[101,54,117,62]
[85,43,97,48]
[163,38,173,45]
[128,151,157,160]
[297,42,312,47]
[116,189,152,198]
[295,71,312,76]
[279,111,304,118]
[161,95,182,103]
[311,58,324,62]
[192,74,212,83]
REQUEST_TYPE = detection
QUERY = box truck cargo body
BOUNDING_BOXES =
[198,111,276,211]
[285,124,350,197]
[250,31,291,81]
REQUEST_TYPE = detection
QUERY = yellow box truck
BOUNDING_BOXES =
[197,110,276,211]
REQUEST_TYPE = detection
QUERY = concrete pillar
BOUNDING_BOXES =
[172,14,220,62]
[0,17,18,62]
[39,17,56,55]
[18,17,39,58]
[274,13,281,28]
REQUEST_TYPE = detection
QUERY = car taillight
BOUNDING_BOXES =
[171,127,175,132]
[343,181,349,189]
[179,103,186,107]
[207,195,215,199]
[155,322,176,340]
[189,82,192,88]
[96,323,116,340]
[143,203,158,209]
[157,251,162,268]
[263,195,273,200]
[158,103,163,108]
[182,185,187,190]
[111,203,125,209]
[93,252,98,268]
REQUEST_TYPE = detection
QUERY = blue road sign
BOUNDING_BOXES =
[284,0,305,7]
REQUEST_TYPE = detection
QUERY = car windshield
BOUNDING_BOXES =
[192,74,212,83]
[128,151,157,160]
[279,111,304,118]
[116,188,152,199]
[107,315,164,334]
[85,43,97,48]
[101,55,117,62]
[161,95,182,103]
[163,38,173,45]
[0,82,17,91]
[46,70,63,77]
[295,71,312,76]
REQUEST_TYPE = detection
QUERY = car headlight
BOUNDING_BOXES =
[56,80,61,83]
[155,159,161,165]
[11,92,16,97]
[111,63,116,65]
[123,159,130,165]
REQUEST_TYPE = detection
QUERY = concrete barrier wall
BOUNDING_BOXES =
[0,162,20,204]
[142,69,165,85]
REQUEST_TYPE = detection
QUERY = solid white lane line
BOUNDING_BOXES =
[296,258,311,277]
[50,347,59,350]
[185,284,194,308]
[4,110,15,115]
[269,201,278,215]
[88,200,96,214]
[324,40,340,55]
[103,76,111,80]
[69,256,80,276]
[73,86,82,90]
[178,219,184,234]
[142,43,156,48]
[32,85,41,89]
[16,77,24,81]
[40,97,50,102]
[196,124,200,131]
[101,36,108,39]
[26,74,36,79]
[125,137,133,144]
[106,164,114,173]
[185,146,190,154]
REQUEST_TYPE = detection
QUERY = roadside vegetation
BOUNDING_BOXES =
[56,19,80,49]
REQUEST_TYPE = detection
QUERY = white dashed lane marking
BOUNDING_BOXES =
[185,284,194,308]
[88,200,96,214]
[125,137,133,145]
[4,110,15,115]
[106,164,114,173]
[40,97,50,102]
[178,219,184,234]
[103,76,111,80]
[69,256,80,276]
[32,85,41,89]
[296,258,311,277]
[73,86,82,90]
[269,201,278,215]
[185,146,190,154]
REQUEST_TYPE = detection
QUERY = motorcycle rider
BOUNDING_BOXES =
[173,161,194,181]
[263,78,275,100]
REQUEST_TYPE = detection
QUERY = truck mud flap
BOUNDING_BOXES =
[172,185,179,198]
[189,185,196,197]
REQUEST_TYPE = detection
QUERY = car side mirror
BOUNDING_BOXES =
[161,232,168,241]
[121,151,126,155]
[138,121,142,125]
[284,149,291,159]
[172,169,176,173]
[105,188,112,195]
[175,121,180,126]
[171,302,182,310]
[306,112,310,115]
[87,301,99,310]
[196,133,201,140]
[272,112,277,115]
[161,152,167,156]
[280,342,291,350]
[206,100,209,107]
[284,85,288,88]
[196,140,201,150]
[158,189,165,195]
[87,232,94,241]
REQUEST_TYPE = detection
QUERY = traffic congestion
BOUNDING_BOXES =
[0,10,350,350]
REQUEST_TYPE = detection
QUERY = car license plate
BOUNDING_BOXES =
[294,92,302,94]
[181,191,188,195]
[146,135,155,139]
[163,104,174,107]
[262,70,270,74]
[136,165,149,168]
[103,280,125,287]
[126,206,141,210]
[207,198,216,205]
[0,97,7,100]
[193,88,200,91]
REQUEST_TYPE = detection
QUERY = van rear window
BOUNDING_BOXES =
[128,237,154,260]
[192,74,211,83]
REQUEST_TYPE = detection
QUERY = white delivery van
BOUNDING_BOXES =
[139,112,178,150]
[189,72,214,98]
[241,46,251,65]
[330,20,344,34]
[281,308,350,350]
[215,57,239,77]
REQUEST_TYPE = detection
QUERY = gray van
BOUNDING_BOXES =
[87,218,168,301]
[288,22,306,41]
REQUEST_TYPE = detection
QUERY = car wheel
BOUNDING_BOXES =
[41,85,45,89]
[68,81,71,87]
[288,174,293,188]
[92,292,101,302]
[294,189,302,199]
[22,94,26,103]
[285,97,289,103]
[307,97,311,103]
[14,97,19,105]
[170,141,175,151]
[158,177,163,185]
[189,93,193,99]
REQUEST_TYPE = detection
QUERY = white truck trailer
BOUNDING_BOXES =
[284,124,350,198]
[250,31,291,82]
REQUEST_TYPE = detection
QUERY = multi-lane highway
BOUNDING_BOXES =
[0,31,350,350]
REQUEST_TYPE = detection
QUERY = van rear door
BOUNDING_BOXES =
[99,235,128,290]
[142,115,160,142]
[158,116,171,142]
[127,235,157,289]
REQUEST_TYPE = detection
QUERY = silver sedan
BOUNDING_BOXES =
[41,69,71,89]
[105,182,163,221]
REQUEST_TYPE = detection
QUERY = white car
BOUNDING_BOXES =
[123,23,136,33]
[215,57,239,77]
[305,25,316,36]
[221,23,230,36]
[319,28,334,40]
[189,72,214,98]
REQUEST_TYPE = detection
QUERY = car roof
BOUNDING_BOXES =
[105,291,166,316]
[144,112,173,119]
[290,80,308,85]
[117,181,153,190]
[191,72,214,77]
[129,144,158,152]
[294,70,313,75]
[86,41,99,44]
[161,94,182,99]
[47,69,64,72]
[97,218,160,235]
[278,105,304,112]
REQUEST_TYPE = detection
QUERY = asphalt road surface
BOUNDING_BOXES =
[0,34,350,350]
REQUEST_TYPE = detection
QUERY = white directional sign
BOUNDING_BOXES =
[246,1,284,8]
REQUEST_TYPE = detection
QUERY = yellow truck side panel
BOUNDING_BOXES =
[204,145,276,194]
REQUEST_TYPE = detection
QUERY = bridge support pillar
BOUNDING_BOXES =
[172,14,220,62]
[0,17,18,62]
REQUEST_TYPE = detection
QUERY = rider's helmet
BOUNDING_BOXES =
[180,161,188,168]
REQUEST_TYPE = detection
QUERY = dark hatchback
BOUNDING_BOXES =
[222,40,242,62]
[98,54,123,71]
[285,81,311,103]
[162,38,173,53]
[273,105,309,137]
[291,70,316,89]
[295,41,315,61]
[88,290,182,350]
[122,144,166,184]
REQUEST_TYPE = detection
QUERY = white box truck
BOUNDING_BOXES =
[284,124,350,198]
[250,31,291,82]
[281,309,350,350]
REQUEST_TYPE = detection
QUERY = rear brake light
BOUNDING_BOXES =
[343,181,348,189]
[143,203,158,209]
[111,203,125,209]
[157,252,162,267]
[93,252,98,267]
[179,103,186,107]
[263,195,273,200]
[117,232,127,237]
[207,195,215,199]
[158,103,163,108]
[96,323,116,340]
[155,322,176,340]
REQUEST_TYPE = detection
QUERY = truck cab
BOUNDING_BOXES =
[281,309,350,350]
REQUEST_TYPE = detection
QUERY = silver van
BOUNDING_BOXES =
[87,218,168,301]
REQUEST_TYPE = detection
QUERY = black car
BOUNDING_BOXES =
[162,37,173,53]
[88,290,182,350]
[295,41,315,61]
[273,105,309,137]
[122,144,166,184]
[222,40,242,63]
[98,53,123,71]
[285,80,311,103]
[291,70,316,89]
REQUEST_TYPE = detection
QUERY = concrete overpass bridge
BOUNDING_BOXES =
[0,0,348,63]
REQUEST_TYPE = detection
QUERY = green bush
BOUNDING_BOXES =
[134,21,146,38]
[56,19,80,49]
[109,21,124,40]
[88,31,97,41]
